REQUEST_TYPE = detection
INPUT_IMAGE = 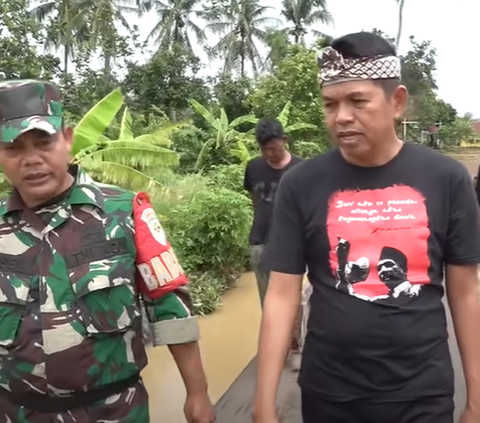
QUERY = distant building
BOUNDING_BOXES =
[474,120,480,137]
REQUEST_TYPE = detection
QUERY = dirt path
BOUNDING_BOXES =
[446,147,480,175]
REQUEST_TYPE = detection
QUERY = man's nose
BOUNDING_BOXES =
[22,148,43,166]
[335,103,354,126]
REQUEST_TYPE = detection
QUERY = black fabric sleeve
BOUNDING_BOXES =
[475,162,480,206]
[263,171,306,275]
[445,163,480,265]
[243,162,251,192]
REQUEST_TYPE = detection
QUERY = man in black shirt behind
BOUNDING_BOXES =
[253,32,480,423]
[244,118,303,367]
[244,118,303,306]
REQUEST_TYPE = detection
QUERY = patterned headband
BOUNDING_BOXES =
[317,46,401,86]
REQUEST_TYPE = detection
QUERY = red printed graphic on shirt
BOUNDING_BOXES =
[326,185,431,301]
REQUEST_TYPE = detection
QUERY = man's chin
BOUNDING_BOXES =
[337,138,364,150]
[19,184,57,207]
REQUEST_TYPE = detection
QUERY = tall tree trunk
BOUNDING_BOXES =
[240,36,245,77]
[63,45,69,75]
[294,25,300,44]
[104,55,111,79]
[395,0,405,51]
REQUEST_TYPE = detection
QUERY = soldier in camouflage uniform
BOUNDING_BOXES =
[0,80,215,423]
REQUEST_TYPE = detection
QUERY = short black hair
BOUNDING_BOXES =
[255,118,284,146]
[330,31,400,96]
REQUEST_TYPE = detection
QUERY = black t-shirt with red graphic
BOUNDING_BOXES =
[264,142,480,401]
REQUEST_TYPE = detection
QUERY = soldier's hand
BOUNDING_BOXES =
[184,391,216,423]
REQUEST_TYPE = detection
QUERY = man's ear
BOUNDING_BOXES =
[393,85,408,120]
[62,126,74,151]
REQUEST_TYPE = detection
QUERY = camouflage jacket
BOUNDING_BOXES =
[0,166,199,397]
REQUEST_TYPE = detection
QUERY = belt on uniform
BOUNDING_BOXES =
[0,373,140,413]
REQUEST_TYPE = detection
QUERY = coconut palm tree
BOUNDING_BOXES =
[29,0,90,73]
[206,0,280,76]
[30,0,139,74]
[137,0,206,53]
[281,0,333,44]
[83,0,139,75]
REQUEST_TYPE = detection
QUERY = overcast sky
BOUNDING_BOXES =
[131,0,480,118]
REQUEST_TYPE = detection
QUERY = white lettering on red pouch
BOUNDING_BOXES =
[134,197,188,298]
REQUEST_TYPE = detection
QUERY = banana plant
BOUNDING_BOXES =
[266,101,317,134]
[72,89,187,196]
[230,101,318,164]
[230,134,255,166]
[189,99,259,170]
[0,171,11,199]
[71,89,124,156]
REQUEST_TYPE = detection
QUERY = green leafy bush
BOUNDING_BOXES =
[171,127,210,173]
[187,273,225,315]
[163,187,252,314]
[208,164,247,196]
[153,171,210,217]
[295,141,329,158]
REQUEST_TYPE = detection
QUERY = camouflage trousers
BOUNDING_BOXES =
[0,381,149,423]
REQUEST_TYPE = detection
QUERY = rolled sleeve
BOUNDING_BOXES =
[145,288,200,346]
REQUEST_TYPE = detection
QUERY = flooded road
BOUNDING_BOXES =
[142,272,261,422]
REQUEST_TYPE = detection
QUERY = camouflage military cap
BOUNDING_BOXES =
[0,79,63,143]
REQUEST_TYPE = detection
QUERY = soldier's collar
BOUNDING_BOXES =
[0,165,105,216]
[68,165,105,211]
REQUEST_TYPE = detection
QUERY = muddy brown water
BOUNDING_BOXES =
[142,272,261,422]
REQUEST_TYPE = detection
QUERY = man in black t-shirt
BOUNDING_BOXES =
[244,118,303,306]
[253,32,480,423]
[244,118,303,368]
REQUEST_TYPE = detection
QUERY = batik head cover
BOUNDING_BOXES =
[317,46,401,86]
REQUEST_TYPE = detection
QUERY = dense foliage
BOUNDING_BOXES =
[1,0,477,313]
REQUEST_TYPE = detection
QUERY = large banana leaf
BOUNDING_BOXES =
[194,138,216,171]
[85,161,174,200]
[230,138,252,165]
[218,108,229,148]
[277,101,291,127]
[230,115,259,128]
[286,123,318,132]
[78,141,179,170]
[134,119,191,146]
[72,89,124,156]
[0,171,11,198]
[118,107,134,141]
[189,99,218,129]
